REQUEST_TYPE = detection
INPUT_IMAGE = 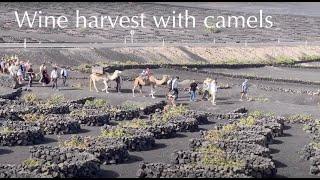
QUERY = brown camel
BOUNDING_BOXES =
[132,75,169,98]
[89,70,122,93]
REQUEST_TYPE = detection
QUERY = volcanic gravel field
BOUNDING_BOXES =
[1,66,320,178]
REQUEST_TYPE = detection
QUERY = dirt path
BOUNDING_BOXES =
[270,124,316,178]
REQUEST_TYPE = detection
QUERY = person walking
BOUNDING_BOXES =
[202,78,211,100]
[60,67,68,86]
[50,67,59,90]
[39,63,45,84]
[0,58,4,73]
[189,80,198,102]
[19,61,26,80]
[167,90,176,107]
[240,79,249,101]
[167,77,173,93]
[171,76,179,100]
[115,75,122,93]
[209,79,218,105]
[16,66,23,84]
[8,62,19,87]
[26,64,35,87]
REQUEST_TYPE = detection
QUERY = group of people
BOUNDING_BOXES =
[0,56,34,86]
[38,63,68,89]
[165,76,250,106]
[0,55,68,89]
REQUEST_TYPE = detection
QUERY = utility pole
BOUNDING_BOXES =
[130,30,135,44]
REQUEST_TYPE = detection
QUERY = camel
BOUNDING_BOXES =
[89,70,122,93]
[132,75,169,98]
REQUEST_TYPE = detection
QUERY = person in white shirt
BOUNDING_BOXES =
[60,67,68,86]
[17,68,23,84]
[209,79,218,105]
[171,76,179,100]
[50,67,59,90]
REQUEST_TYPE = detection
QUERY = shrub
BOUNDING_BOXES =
[23,159,40,168]
[46,94,65,106]
[248,110,264,119]
[274,56,295,65]
[310,141,320,150]
[203,129,225,141]
[198,144,245,169]
[161,105,188,122]
[22,113,45,122]
[121,101,142,111]
[0,127,13,134]
[59,135,90,150]
[287,114,313,123]
[301,55,320,61]
[70,109,86,117]
[23,93,38,104]
[238,116,256,127]
[100,127,128,138]
[248,110,275,119]
[84,99,108,108]
[119,119,148,129]
[204,24,222,34]
[221,124,238,132]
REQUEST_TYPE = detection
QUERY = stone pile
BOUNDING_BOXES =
[166,116,199,132]
[141,101,167,115]
[301,131,320,175]
[184,111,209,124]
[69,96,95,105]
[188,141,271,158]
[33,115,81,135]
[110,108,141,121]
[169,150,276,178]
[0,121,44,146]
[37,103,70,114]
[140,122,177,139]
[137,111,279,178]
[136,163,251,178]
[101,125,156,151]
[0,148,100,178]
[303,120,320,135]
[55,136,130,164]
[70,109,111,126]
[190,130,268,148]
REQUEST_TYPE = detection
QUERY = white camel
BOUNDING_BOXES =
[89,70,122,93]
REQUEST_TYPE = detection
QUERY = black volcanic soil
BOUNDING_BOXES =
[0,67,320,178]
[202,66,320,82]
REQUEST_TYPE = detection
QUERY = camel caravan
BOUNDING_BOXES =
[88,66,227,104]
[89,66,170,99]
